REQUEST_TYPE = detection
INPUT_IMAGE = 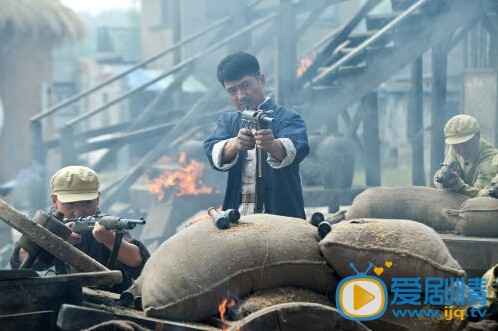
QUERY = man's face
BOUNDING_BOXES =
[452,134,479,160]
[51,195,99,219]
[224,74,266,112]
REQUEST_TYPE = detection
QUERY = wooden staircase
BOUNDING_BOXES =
[298,0,496,120]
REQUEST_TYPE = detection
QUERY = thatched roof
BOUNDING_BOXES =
[0,0,85,45]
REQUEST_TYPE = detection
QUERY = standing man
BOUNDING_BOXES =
[433,114,497,197]
[11,166,150,292]
[203,51,309,218]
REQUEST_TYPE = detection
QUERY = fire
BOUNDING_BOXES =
[219,297,237,321]
[146,153,212,201]
[296,50,317,77]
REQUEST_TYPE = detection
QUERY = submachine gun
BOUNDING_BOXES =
[435,161,461,187]
[63,214,146,234]
[241,109,275,213]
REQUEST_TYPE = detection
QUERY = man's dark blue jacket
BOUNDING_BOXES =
[203,99,309,219]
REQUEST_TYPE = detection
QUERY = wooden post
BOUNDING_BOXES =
[430,45,447,184]
[495,15,498,146]
[276,0,296,106]
[171,0,181,65]
[229,0,251,51]
[362,91,380,186]
[60,125,76,166]
[29,120,47,217]
[409,57,425,185]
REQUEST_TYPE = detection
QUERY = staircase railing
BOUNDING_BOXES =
[310,0,431,85]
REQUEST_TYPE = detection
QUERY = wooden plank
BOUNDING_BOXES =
[0,310,56,331]
[0,199,108,273]
[441,234,498,273]
[45,271,123,288]
[57,304,218,331]
[0,278,81,315]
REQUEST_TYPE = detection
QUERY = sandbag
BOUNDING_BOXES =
[319,218,465,287]
[133,214,337,322]
[455,197,498,237]
[345,186,468,231]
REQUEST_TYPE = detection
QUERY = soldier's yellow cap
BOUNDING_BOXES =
[50,166,100,203]
[444,114,479,145]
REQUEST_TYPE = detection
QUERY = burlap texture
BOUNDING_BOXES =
[455,197,498,236]
[319,218,465,287]
[137,214,337,322]
[236,287,333,318]
[345,186,469,231]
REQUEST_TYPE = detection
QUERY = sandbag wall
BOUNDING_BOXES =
[319,218,466,331]
[346,186,498,237]
[129,214,338,322]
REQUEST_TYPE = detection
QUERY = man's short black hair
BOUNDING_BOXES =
[217,51,260,87]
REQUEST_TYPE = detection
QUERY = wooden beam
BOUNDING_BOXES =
[276,0,296,106]
[495,13,498,147]
[362,92,381,186]
[0,200,109,273]
[430,45,448,184]
[409,57,425,185]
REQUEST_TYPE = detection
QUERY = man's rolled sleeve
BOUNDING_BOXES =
[212,139,238,170]
[267,138,296,169]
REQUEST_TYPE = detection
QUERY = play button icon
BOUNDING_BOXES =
[353,284,375,310]
[336,277,388,321]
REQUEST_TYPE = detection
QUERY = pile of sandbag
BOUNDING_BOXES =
[319,218,466,331]
[345,185,498,236]
[125,208,470,331]
[345,186,469,231]
[128,214,337,322]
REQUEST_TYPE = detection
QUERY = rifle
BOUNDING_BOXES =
[241,109,274,213]
[64,214,146,268]
[64,214,146,234]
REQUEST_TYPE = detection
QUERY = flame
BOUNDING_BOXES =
[146,153,212,201]
[219,297,237,322]
[296,50,317,77]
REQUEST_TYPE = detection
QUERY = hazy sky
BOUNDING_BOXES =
[60,0,140,15]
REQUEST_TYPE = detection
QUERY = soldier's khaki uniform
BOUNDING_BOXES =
[433,115,498,197]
